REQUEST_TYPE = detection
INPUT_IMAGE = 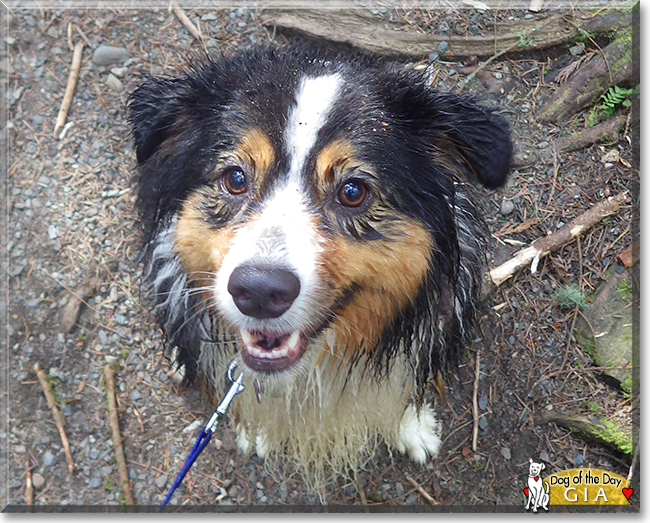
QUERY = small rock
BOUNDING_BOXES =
[88,477,102,489]
[92,45,131,66]
[501,447,511,460]
[478,395,488,411]
[278,484,288,502]
[98,330,108,345]
[9,479,22,489]
[48,225,58,239]
[155,474,168,488]
[500,200,515,215]
[104,355,118,365]
[524,13,535,20]
[13,445,26,454]
[405,492,418,504]
[573,453,584,465]
[110,67,128,78]
[520,102,531,114]
[183,419,203,433]
[537,141,549,149]
[228,485,239,498]
[43,451,57,467]
[448,69,457,77]
[106,73,123,92]
[602,256,611,267]
[89,448,100,460]
[539,450,550,462]
[395,482,404,497]
[428,51,439,62]
[478,417,488,431]
[114,314,126,325]
[129,389,141,402]
[201,13,217,21]
[437,41,449,54]
[569,45,584,56]
[32,473,45,489]
[494,71,503,79]
[615,265,625,274]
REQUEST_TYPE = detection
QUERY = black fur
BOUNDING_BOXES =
[128,42,511,394]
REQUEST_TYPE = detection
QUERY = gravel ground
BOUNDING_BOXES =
[1,3,639,511]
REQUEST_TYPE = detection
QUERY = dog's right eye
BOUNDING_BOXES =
[222,167,248,195]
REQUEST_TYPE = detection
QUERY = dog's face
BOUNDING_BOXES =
[529,459,546,477]
[129,45,511,379]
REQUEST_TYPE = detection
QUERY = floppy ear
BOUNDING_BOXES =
[127,75,188,164]
[427,91,512,189]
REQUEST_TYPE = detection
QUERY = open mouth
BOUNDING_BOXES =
[239,328,308,372]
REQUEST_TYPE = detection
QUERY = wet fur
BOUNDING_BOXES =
[129,42,511,488]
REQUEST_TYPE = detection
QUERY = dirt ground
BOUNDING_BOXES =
[1,3,639,512]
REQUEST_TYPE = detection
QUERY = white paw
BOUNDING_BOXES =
[234,424,268,459]
[167,348,186,384]
[395,404,441,464]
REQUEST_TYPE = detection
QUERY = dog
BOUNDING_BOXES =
[128,42,511,488]
[526,459,550,512]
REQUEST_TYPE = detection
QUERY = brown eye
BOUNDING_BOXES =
[223,167,248,195]
[337,179,368,207]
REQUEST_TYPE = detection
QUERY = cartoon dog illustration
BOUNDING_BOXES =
[525,458,550,512]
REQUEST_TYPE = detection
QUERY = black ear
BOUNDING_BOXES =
[127,75,187,164]
[429,92,512,189]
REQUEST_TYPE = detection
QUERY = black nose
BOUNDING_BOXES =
[227,265,301,319]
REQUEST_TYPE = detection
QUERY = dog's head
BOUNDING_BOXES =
[129,44,511,383]
[529,458,546,477]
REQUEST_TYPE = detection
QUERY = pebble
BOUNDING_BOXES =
[89,448,100,460]
[129,389,141,401]
[155,474,168,488]
[92,45,131,66]
[501,447,511,460]
[115,314,126,325]
[448,69,457,77]
[537,141,549,149]
[201,13,217,21]
[98,330,108,345]
[437,41,449,54]
[395,482,404,497]
[32,473,45,489]
[183,419,203,433]
[47,225,58,239]
[228,485,239,498]
[615,265,625,274]
[494,71,503,79]
[14,445,26,454]
[569,45,584,56]
[478,417,488,430]
[500,200,515,215]
[106,73,124,93]
[88,477,102,489]
[104,355,118,365]
[428,51,439,62]
[539,451,550,462]
[478,395,488,411]
[405,492,418,504]
[43,451,57,467]
[9,479,22,489]
[573,453,584,465]
[278,484,288,502]
[524,13,535,19]
[520,102,531,114]
[110,67,128,78]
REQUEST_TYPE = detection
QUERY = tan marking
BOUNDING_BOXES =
[237,128,275,177]
[174,192,236,296]
[318,218,432,364]
[315,139,357,184]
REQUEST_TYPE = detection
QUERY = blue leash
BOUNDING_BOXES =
[160,362,245,510]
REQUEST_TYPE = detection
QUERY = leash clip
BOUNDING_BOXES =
[160,361,245,509]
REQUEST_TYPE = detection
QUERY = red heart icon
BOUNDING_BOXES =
[622,488,633,500]
[524,487,529,497]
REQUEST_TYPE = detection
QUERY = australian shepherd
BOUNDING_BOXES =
[128,42,511,488]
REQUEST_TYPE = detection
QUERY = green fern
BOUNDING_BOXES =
[598,85,639,118]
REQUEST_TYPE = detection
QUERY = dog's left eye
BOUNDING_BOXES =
[337,179,369,208]
[222,167,248,195]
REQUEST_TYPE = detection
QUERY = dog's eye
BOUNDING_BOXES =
[337,179,368,207]
[222,168,248,195]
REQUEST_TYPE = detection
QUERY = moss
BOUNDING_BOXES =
[596,418,633,455]
[554,284,588,310]
[621,376,633,393]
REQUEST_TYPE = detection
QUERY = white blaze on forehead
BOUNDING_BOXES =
[286,74,342,180]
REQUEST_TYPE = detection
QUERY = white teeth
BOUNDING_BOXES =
[287,330,300,350]
[240,328,253,346]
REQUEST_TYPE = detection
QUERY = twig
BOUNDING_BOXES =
[472,350,480,452]
[170,0,204,43]
[34,363,75,474]
[104,365,135,505]
[627,441,639,482]
[457,40,520,93]
[53,41,83,138]
[25,460,33,506]
[406,475,438,505]
[490,192,629,286]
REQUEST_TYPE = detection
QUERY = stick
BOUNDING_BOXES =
[53,41,83,138]
[34,363,75,474]
[472,351,480,452]
[489,192,629,286]
[25,461,33,506]
[170,0,203,42]
[457,40,520,93]
[104,365,135,505]
[406,475,438,505]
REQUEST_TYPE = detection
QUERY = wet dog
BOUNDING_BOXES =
[128,43,511,487]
